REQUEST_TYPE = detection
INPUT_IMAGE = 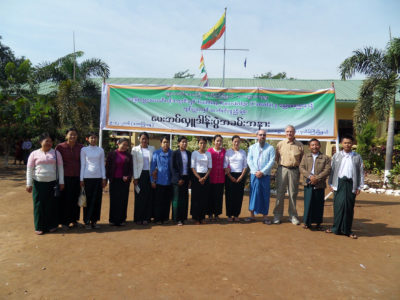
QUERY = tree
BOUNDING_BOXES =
[173,69,194,78]
[339,37,400,184]
[0,39,55,165]
[35,51,110,134]
[254,71,294,79]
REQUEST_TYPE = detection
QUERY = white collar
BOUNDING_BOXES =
[341,150,353,157]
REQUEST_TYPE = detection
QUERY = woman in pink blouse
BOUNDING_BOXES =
[26,133,64,235]
[207,135,227,221]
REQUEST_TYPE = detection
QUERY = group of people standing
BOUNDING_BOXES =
[25,125,364,239]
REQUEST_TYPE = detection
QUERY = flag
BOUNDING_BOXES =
[200,55,204,63]
[200,67,206,73]
[201,73,208,81]
[204,79,209,87]
[199,61,204,69]
[201,12,226,50]
[244,58,247,68]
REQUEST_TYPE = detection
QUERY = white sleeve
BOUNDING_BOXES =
[191,152,196,169]
[80,148,86,181]
[224,151,230,168]
[223,151,228,168]
[207,152,212,168]
[56,151,64,184]
[242,150,248,169]
[100,148,106,179]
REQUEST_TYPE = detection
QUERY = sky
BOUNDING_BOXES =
[1,0,400,80]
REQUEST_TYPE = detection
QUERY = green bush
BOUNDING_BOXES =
[356,122,377,160]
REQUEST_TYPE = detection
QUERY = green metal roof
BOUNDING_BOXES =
[37,78,400,103]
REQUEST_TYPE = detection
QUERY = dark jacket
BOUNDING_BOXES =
[299,152,331,189]
[170,149,192,184]
[106,150,133,182]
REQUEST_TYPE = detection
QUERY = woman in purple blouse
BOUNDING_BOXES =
[106,138,133,226]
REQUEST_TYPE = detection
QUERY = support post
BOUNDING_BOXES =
[222,7,227,87]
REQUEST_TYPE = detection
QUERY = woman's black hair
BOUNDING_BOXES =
[198,136,207,143]
[178,136,187,143]
[86,132,98,138]
[117,138,129,144]
[308,138,320,146]
[213,134,223,141]
[65,127,78,135]
[232,135,240,141]
[38,132,53,143]
[138,132,149,140]
[160,135,169,142]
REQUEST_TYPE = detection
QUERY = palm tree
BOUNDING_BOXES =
[35,51,110,133]
[339,38,400,184]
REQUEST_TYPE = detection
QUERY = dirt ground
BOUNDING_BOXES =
[0,163,399,299]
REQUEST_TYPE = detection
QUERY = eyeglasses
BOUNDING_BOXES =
[258,134,266,136]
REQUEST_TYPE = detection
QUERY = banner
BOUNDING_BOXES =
[100,84,337,140]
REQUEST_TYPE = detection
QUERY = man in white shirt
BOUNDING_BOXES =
[327,135,364,239]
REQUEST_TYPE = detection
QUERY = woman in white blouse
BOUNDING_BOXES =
[131,132,155,225]
[80,132,106,229]
[190,137,212,224]
[225,135,248,222]
[26,133,64,235]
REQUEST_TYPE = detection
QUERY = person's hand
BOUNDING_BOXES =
[310,175,318,185]
[152,170,158,180]
[236,176,243,183]
[59,184,65,191]
[229,176,237,183]
[26,186,32,193]
[199,177,206,185]
[80,181,85,188]
[329,186,334,192]
[255,171,263,178]
[355,189,361,196]
[151,182,156,189]
[178,179,184,186]
[123,176,128,182]
[134,179,139,186]
[102,179,107,188]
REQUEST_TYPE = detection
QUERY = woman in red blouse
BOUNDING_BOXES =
[207,135,227,221]
[55,128,83,229]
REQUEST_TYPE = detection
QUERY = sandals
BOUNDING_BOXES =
[315,224,324,231]
[263,219,271,225]
[244,217,256,222]
[325,228,333,233]
[349,233,358,239]
[234,217,240,222]
[302,224,309,229]
[35,231,43,235]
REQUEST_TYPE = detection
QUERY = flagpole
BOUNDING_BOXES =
[222,7,227,87]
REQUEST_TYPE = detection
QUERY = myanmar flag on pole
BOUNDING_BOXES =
[201,12,226,50]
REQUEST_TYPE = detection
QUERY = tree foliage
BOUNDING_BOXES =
[173,69,194,78]
[254,71,293,79]
[339,39,400,132]
[35,51,110,135]
[0,38,55,164]
[339,37,400,179]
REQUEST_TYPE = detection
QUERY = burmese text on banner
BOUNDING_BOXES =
[100,84,337,139]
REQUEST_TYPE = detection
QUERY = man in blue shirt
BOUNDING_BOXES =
[151,136,173,224]
[246,129,275,224]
